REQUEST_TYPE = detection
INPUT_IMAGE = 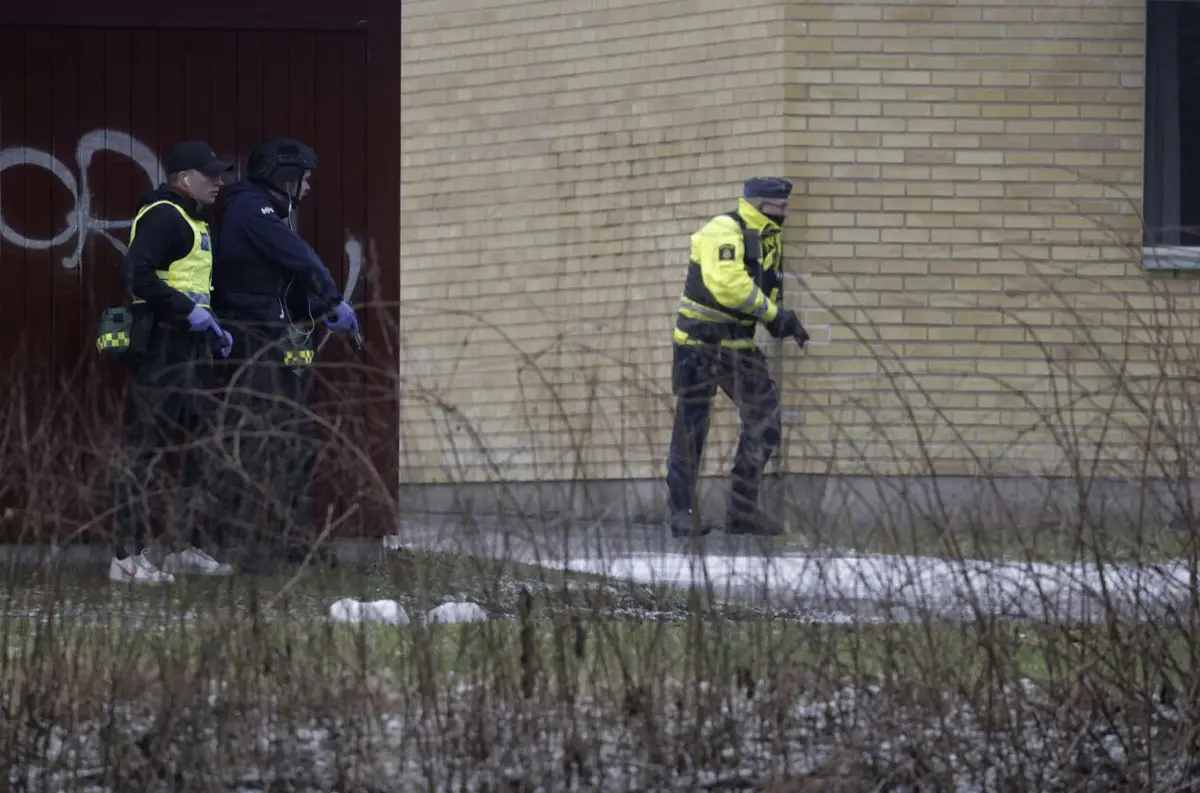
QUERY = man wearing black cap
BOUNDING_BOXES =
[665,176,810,538]
[109,140,237,584]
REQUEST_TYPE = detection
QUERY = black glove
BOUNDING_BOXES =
[767,309,810,349]
[766,308,797,338]
[792,322,810,349]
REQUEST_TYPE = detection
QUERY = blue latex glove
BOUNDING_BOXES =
[325,301,359,334]
[187,305,217,333]
[187,305,233,358]
[213,327,234,358]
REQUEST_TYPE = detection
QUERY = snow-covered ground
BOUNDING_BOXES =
[557,550,1194,622]
[382,522,1198,623]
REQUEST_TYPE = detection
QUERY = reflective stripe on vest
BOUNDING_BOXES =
[129,200,214,309]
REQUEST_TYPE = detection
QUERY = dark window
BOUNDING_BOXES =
[1145,1,1200,248]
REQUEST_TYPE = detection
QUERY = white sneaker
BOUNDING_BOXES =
[161,547,234,576]
[109,550,176,584]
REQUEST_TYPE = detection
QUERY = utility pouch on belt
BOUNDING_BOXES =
[94,306,147,364]
[281,326,315,372]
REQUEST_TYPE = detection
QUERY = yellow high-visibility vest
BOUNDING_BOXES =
[673,197,783,350]
[129,200,213,308]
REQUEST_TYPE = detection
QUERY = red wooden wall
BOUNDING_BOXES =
[0,1,400,540]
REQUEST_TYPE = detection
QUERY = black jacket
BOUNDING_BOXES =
[211,180,342,325]
[120,185,209,321]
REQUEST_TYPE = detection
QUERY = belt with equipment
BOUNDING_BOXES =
[675,313,756,345]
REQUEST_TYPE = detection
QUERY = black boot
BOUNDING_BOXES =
[670,510,711,538]
[726,505,786,536]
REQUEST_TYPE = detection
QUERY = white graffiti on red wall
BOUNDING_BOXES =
[0,129,161,269]
[0,128,368,297]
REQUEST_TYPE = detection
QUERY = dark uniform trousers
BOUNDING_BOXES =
[210,318,321,566]
[665,345,782,518]
[115,317,216,558]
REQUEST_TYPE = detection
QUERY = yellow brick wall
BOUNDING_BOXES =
[400,0,792,483]
[777,0,1184,480]
[401,0,1191,485]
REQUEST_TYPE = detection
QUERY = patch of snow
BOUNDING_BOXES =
[553,551,1195,620]
[387,533,1196,622]
[428,601,489,624]
[328,598,410,625]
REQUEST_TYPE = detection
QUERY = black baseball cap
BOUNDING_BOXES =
[166,140,234,178]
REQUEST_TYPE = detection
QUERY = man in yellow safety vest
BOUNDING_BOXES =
[666,177,810,538]
[109,140,236,584]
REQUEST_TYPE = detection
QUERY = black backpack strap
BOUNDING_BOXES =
[724,211,760,264]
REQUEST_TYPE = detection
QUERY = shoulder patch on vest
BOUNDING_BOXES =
[199,231,211,251]
[718,244,736,261]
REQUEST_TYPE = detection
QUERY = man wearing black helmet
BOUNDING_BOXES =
[665,177,809,539]
[210,137,359,571]
[212,138,356,334]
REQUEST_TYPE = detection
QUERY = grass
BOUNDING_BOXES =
[3,544,1195,716]
[2,560,1195,792]
[7,605,1188,691]
[0,547,700,624]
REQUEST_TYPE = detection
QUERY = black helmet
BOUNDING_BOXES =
[246,138,317,192]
